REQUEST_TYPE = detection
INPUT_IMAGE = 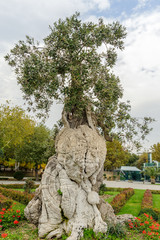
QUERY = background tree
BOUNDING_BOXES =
[143,167,160,184]
[5,13,154,149]
[127,153,139,166]
[16,124,52,180]
[135,152,148,170]
[0,102,35,166]
[151,143,160,161]
[104,139,129,170]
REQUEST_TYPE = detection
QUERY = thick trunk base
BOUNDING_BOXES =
[24,125,133,239]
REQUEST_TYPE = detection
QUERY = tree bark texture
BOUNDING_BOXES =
[24,123,108,239]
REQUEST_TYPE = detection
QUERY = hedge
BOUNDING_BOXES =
[0,184,39,189]
[110,188,134,214]
[0,187,34,205]
[141,189,153,209]
[0,193,13,210]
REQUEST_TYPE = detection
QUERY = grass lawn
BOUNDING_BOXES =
[103,191,120,204]
[153,194,160,210]
[118,189,145,217]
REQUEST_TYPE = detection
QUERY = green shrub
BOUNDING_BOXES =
[13,171,25,180]
[107,222,126,238]
[24,179,35,193]
[0,193,13,210]
[0,183,39,189]
[141,189,153,209]
[110,188,134,214]
[139,208,159,221]
[81,228,108,240]
[0,186,33,205]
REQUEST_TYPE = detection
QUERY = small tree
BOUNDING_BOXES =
[16,125,51,181]
[144,167,160,184]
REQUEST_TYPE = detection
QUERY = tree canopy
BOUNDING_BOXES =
[104,139,129,170]
[0,102,35,162]
[5,13,154,148]
[151,143,160,161]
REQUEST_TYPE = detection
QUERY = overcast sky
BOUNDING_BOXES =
[0,0,160,151]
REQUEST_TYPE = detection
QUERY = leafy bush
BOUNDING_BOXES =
[141,189,153,209]
[128,213,160,239]
[107,222,126,238]
[13,171,25,180]
[0,183,39,189]
[24,179,35,193]
[0,186,33,205]
[0,205,25,230]
[139,208,159,221]
[110,188,134,214]
[81,228,108,240]
[0,193,13,210]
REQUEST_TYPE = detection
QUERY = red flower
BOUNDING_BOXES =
[142,230,146,234]
[0,225,2,228]
[2,209,6,211]
[0,219,2,223]
[0,212,4,215]
[1,233,8,238]
[17,215,21,218]
[13,220,19,224]
[12,215,15,218]
[145,221,149,224]
[144,213,149,218]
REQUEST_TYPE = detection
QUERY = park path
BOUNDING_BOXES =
[103,180,160,190]
[0,179,160,190]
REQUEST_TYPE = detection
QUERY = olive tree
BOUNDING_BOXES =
[5,13,153,240]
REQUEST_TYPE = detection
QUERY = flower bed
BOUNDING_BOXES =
[0,194,13,210]
[141,189,153,209]
[0,187,33,205]
[0,204,25,239]
[110,188,134,214]
[0,184,39,189]
[128,213,160,239]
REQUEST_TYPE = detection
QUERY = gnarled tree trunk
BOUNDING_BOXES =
[24,109,132,239]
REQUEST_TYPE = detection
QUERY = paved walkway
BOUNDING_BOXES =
[0,180,40,185]
[103,180,160,190]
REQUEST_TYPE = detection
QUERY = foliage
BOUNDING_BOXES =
[81,228,108,240]
[0,102,35,162]
[118,189,145,217]
[139,208,159,222]
[0,184,38,190]
[127,153,139,166]
[5,13,154,149]
[0,205,25,231]
[151,143,160,162]
[144,167,160,181]
[128,213,160,239]
[13,171,25,181]
[23,179,35,193]
[105,139,129,170]
[110,188,134,214]
[107,222,126,238]
[15,124,52,180]
[0,194,13,210]
[135,152,148,170]
[0,187,33,205]
[141,189,153,209]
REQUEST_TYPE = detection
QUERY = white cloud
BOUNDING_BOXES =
[135,0,150,9]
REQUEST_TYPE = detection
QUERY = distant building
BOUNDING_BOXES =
[117,166,141,181]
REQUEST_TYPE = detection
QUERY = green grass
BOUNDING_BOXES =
[118,189,145,217]
[15,189,35,193]
[104,191,119,204]
[153,194,160,210]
